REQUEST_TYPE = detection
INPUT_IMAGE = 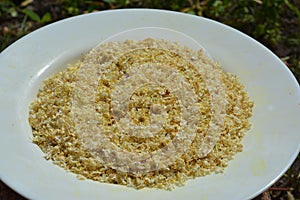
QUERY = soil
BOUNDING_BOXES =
[0,0,299,199]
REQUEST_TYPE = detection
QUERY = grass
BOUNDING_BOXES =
[0,0,299,199]
[1,0,299,82]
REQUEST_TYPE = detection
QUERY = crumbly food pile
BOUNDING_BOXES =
[29,38,253,190]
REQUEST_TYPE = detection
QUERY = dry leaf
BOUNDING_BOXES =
[21,0,34,7]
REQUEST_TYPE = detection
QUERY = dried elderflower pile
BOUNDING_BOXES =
[29,38,253,190]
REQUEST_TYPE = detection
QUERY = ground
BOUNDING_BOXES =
[0,0,299,199]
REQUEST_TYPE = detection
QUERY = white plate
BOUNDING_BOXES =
[0,9,299,200]
[98,26,210,57]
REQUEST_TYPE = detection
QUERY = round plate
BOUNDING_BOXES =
[0,9,299,200]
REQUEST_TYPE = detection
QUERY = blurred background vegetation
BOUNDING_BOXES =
[1,0,300,82]
[0,0,299,199]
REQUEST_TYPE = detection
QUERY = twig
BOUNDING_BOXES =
[269,187,293,191]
